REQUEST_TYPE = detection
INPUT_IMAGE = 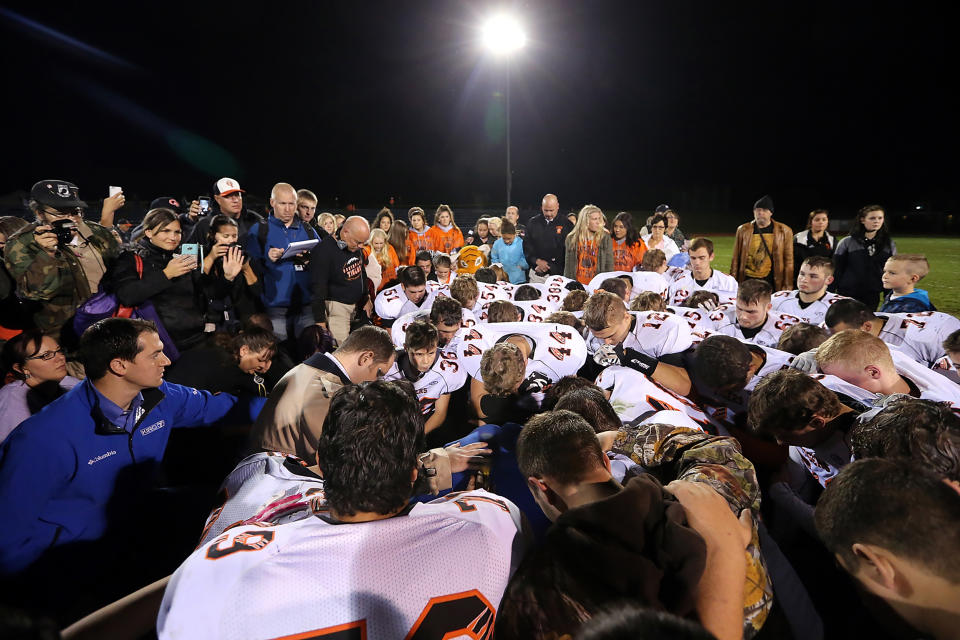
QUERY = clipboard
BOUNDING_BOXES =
[280,239,319,260]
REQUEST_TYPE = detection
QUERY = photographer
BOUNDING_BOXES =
[3,180,119,335]
[202,215,262,331]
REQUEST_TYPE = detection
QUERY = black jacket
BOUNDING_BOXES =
[523,214,575,276]
[309,234,368,322]
[187,207,265,249]
[112,239,209,348]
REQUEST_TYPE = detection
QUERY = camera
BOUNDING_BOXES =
[51,219,77,245]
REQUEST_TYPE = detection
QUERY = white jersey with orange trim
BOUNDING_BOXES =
[586,311,694,359]
[374,283,436,320]
[543,274,575,290]
[875,311,960,368]
[596,365,719,433]
[518,280,567,306]
[890,349,960,405]
[384,348,468,416]
[667,306,719,332]
[711,309,801,348]
[790,431,852,489]
[457,322,587,384]
[390,307,478,349]
[476,299,560,323]
[198,452,326,547]
[470,282,512,313]
[159,490,525,640]
[692,342,795,422]
[770,290,847,326]
[668,269,739,306]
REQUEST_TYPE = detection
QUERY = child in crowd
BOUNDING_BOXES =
[490,221,529,283]
[365,228,399,291]
[879,254,936,312]
[433,253,454,285]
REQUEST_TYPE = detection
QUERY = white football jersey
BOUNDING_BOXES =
[384,348,468,416]
[770,290,846,326]
[518,280,567,306]
[586,311,694,359]
[667,306,719,332]
[711,309,801,348]
[477,299,560,323]
[790,431,852,489]
[159,490,525,640]
[596,365,718,433]
[875,311,960,368]
[668,269,739,306]
[542,274,574,290]
[375,283,436,320]
[198,452,326,546]
[693,342,795,420]
[390,307,478,349]
[889,349,960,405]
[457,322,588,384]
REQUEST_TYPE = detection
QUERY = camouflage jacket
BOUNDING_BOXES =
[612,422,774,639]
[3,220,119,333]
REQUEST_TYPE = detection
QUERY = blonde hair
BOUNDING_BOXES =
[815,330,894,371]
[630,291,666,312]
[887,254,930,280]
[569,204,608,246]
[368,228,391,266]
[317,212,336,229]
[490,264,508,282]
[486,217,502,233]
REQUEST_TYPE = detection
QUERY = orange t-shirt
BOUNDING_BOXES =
[426,226,465,255]
[575,239,600,285]
[613,238,647,272]
[406,228,432,265]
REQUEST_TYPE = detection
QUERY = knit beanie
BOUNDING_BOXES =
[753,195,774,212]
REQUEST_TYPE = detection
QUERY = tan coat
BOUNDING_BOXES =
[730,220,794,291]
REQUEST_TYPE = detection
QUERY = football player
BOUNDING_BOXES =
[770,256,846,325]
[667,238,738,306]
[711,279,800,348]
[374,265,434,321]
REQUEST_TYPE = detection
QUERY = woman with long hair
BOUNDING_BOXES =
[202,215,262,330]
[641,214,680,261]
[426,204,465,254]
[793,209,835,279]
[0,331,80,443]
[405,207,432,265]
[610,212,647,272]
[563,205,614,285]
[373,207,394,234]
[388,219,410,267]
[365,228,400,291]
[833,205,896,309]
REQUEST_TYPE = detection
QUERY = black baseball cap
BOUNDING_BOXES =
[654,204,673,214]
[149,197,184,214]
[30,180,88,210]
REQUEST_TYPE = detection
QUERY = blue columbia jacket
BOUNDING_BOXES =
[246,215,318,308]
[0,379,237,575]
[879,289,936,313]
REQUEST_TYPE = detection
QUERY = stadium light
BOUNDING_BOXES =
[481,13,526,205]
[481,14,526,55]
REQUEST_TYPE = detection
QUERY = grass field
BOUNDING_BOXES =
[705,236,960,317]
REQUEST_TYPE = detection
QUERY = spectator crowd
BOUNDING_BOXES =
[1,179,959,640]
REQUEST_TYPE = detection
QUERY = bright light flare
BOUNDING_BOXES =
[481,14,526,55]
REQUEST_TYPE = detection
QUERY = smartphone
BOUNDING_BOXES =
[198,197,211,215]
[180,243,202,266]
[109,186,122,197]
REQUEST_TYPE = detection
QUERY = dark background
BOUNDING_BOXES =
[1,1,956,231]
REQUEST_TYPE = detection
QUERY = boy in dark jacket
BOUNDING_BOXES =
[879,254,936,313]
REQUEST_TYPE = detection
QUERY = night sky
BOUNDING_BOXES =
[2,2,956,227]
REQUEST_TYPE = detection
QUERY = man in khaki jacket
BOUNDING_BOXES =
[730,196,794,292]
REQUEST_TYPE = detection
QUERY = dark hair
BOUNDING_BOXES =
[599,277,627,300]
[542,376,603,411]
[777,322,828,355]
[233,326,277,359]
[486,300,520,323]
[945,329,960,353]
[648,214,667,230]
[316,381,425,516]
[407,206,425,223]
[388,219,409,263]
[78,318,158,380]
[687,237,714,254]
[576,605,716,640]
[297,324,336,360]
[562,289,589,311]
[612,212,641,247]
[500,220,516,236]
[1,329,46,381]
[737,279,772,304]
[851,397,960,481]
[0,215,29,240]
[404,320,439,352]
[806,209,829,229]
[514,284,541,301]
[336,325,395,363]
[681,290,719,308]
[823,298,876,329]
[850,205,892,250]
[399,265,427,288]
[142,208,179,235]
[430,296,462,328]
[517,410,606,484]
[555,388,621,433]
[433,253,452,269]
[373,207,394,231]
[564,280,586,292]
[814,458,960,581]
[474,267,497,284]
[800,255,835,276]
[693,335,752,392]
[206,214,238,245]
[639,249,666,272]
[748,369,842,438]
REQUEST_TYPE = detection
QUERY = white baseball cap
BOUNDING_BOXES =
[213,177,244,196]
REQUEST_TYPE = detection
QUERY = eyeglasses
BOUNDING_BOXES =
[651,224,666,230]
[27,347,64,361]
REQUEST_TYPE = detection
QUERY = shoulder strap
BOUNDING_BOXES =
[135,253,143,279]
[258,221,269,254]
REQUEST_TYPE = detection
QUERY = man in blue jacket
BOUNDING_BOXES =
[246,182,319,341]
[0,318,238,579]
